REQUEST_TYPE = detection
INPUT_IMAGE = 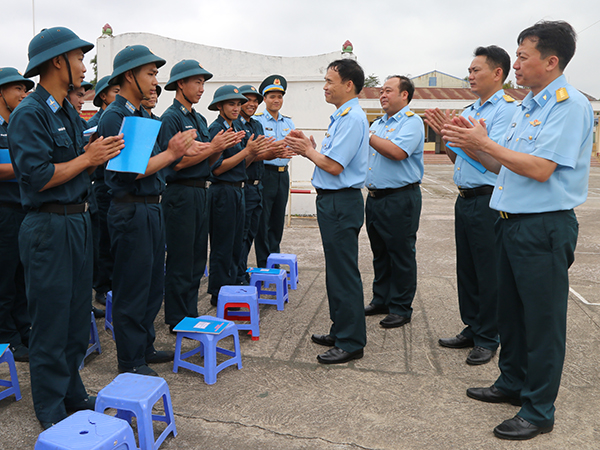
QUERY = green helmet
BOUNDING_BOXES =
[238,85,263,104]
[24,27,93,78]
[108,45,166,86]
[165,59,213,91]
[81,81,93,91]
[0,67,34,91]
[208,85,248,111]
[93,75,112,107]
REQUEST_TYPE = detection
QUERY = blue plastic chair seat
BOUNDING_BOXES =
[249,269,289,311]
[216,286,260,340]
[266,253,299,289]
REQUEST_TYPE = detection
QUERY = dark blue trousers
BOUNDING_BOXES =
[255,169,288,267]
[237,182,263,283]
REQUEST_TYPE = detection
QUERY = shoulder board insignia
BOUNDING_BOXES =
[0,116,4,126]
[503,94,515,103]
[340,107,352,117]
[282,114,292,119]
[556,87,569,103]
[405,111,414,117]
[254,112,264,116]
[125,101,136,114]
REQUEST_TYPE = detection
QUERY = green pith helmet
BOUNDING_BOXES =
[25,27,93,78]
[238,85,263,104]
[81,81,93,91]
[0,67,35,91]
[259,74,287,96]
[208,85,248,111]
[156,85,162,97]
[108,45,166,85]
[165,59,213,91]
[93,75,112,107]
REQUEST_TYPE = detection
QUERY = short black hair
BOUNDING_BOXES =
[327,59,364,94]
[517,20,576,71]
[473,46,511,82]
[385,75,415,103]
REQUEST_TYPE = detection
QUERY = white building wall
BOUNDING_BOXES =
[95,33,357,215]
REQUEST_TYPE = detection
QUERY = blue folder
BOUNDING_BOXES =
[0,149,17,182]
[106,117,161,174]
[173,317,229,335]
[447,145,487,174]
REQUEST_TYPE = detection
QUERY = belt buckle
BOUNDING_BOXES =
[500,211,508,219]
[368,190,376,198]
[84,202,89,213]
[459,190,465,198]
[241,182,245,188]
[158,195,163,203]
[254,180,259,186]
[278,166,285,172]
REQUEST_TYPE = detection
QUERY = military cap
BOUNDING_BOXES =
[165,59,213,91]
[0,67,35,91]
[156,85,162,98]
[208,85,248,111]
[108,45,166,86]
[93,75,111,107]
[81,81,93,91]
[259,74,287,96]
[238,85,263,104]
[25,27,94,78]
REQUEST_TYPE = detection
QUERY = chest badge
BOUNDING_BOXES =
[529,120,542,127]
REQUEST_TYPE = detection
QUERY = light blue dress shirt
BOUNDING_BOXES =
[490,75,594,213]
[366,105,424,189]
[254,110,295,166]
[454,89,516,189]
[311,97,369,190]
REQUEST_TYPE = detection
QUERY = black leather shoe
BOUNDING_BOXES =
[466,346,496,365]
[95,291,107,305]
[364,303,389,316]
[146,350,174,364]
[92,306,105,318]
[118,364,158,376]
[66,395,96,413]
[9,343,29,362]
[466,385,522,406]
[438,334,474,348]
[311,334,335,346]
[317,347,363,364]
[493,415,553,440]
[380,313,411,328]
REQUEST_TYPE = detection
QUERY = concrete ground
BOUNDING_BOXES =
[2,165,600,449]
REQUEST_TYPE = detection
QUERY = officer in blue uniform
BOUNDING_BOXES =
[207,85,265,304]
[364,75,424,330]
[285,59,369,364]
[426,46,516,365]
[235,85,283,283]
[86,75,120,129]
[88,76,120,306]
[160,60,241,330]
[254,75,295,267]
[8,27,123,428]
[0,68,33,362]
[443,21,594,440]
[98,45,199,376]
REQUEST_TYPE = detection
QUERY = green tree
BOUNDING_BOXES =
[503,79,515,89]
[90,55,98,87]
[364,74,380,88]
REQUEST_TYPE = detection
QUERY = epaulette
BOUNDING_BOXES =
[405,111,415,117]
[282,114,292,119]
[254,112,264,116]
[340,106,352,117]
[503,94,515,103]
[556,87,569,103]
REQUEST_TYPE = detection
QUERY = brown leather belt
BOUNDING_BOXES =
[113,194,161,204]
[368,183,419,198]
[458,185,494,198]
[38,202,89,214]
[168,178,208,188]
[265,165,288,172]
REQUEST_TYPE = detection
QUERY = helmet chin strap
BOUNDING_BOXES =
[62,53,75,93]
[132,71,149,101]
[0,89,13,113]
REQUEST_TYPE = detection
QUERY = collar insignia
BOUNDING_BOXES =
[125,101,136,113]
[46,96,59,113]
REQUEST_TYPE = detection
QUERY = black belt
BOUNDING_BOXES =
[38,202,89,214]
[499,211,539,220]
[368,183,419,198]
[211,180,245,188]
[458,185,494,199]
[265,165,288,172]
[113,194,161,204]
[316,187,361,195]
[246,179,261,186]
[0,201,23,211]
[168,178,208,188]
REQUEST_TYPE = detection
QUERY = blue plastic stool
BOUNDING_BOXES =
[105,291,115,340]
[0,344,21,401]
[95,373,177,450]
[34,410,137,450]
[80,311,102,370]
[173,316,242,384]
[248,268,289,311]
[216,286,260,340]
[266,253,299,289]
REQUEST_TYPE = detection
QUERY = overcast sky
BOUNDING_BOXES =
[3,0,600,98]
